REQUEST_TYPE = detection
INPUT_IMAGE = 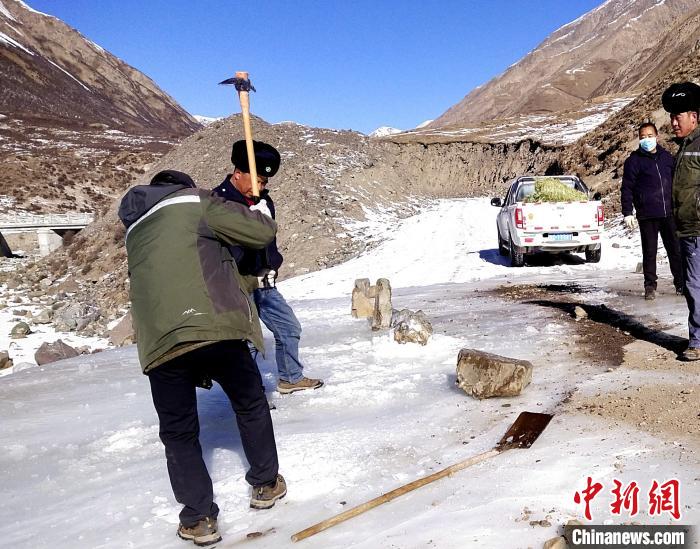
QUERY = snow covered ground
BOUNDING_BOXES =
[0,198,696,549]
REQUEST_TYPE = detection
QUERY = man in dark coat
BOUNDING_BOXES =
[664,81,700,360]
[213,140,323,394]
[621,122,683,300]
[118,170,287,546]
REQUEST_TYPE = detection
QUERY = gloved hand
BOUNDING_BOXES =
[250,198,271,218]
[623,215,638,230]
[257,269,277,289]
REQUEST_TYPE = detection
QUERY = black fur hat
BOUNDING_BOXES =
[662,82,700,114]
[230,140,281,177]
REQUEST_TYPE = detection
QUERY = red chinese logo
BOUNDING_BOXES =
[574,477,681,521]
[574,476,604,521]
[648,479,680,520]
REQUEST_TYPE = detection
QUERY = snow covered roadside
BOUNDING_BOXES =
[0,198,696,549]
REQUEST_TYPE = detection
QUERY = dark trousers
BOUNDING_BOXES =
[148,340,279,526]
[638,217,683,291]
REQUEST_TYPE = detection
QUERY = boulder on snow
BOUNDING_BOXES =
[456,348,533,399]
[543,537,567,549]
[371,278,392,331]
[108,312,135,346]
[34,340,80,365]
[392,309,433,346]
[32,308,54,325]
[351,278,374,318]
[54,302,101,332]
[10,322,31,339]
[0,350,12,370]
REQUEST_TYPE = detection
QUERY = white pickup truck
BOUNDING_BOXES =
[490,175,604,267]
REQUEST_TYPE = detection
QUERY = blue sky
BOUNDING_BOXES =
[29,0,603,134]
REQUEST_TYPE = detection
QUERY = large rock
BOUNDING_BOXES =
[34,340,80,365]
[32,308,53,324]
[392,309,433,346]
[456,349,533,399]
[10,322,31,339]
[0,351,12,370]
[351,278,373,318]
[54,302,101,332]
[108,312,135,346]
[543,537,567,549]
[371,278,392,331]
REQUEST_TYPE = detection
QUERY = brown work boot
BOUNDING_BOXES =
[177,517,221,546]
[277,377,324,394]
[681,347,700,361]
[250,474,287,509]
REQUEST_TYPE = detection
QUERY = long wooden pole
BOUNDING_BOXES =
[235,71,260,199]
[291,447,502,543]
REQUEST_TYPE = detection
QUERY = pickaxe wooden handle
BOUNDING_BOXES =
[219,71,260,199]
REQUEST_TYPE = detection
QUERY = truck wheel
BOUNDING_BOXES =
[497,232,507,256]
[510,239,525,267]
[585,247,601,263]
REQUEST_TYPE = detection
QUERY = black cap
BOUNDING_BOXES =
[150,170,196,188]
[662,82,700,114]
[231,140,281,177]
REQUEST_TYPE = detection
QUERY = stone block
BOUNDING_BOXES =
[456,348,533,399]
[34,339,80,365]
[371,278,392,331]
[393,309,433,346]
[351,278,373,318]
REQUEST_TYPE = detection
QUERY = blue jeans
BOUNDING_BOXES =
[680,237,700,348]
[253,287,304,383]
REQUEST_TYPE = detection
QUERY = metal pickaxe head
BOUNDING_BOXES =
[219,73,256,93]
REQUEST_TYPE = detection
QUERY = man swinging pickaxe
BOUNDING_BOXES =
[219,71,262,202]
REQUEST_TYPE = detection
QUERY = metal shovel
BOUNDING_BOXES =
[291,411,553,543]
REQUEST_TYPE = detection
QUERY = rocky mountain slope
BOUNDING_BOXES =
[0,0,199,135]
[0,0,200,214]
[559,46,700,209]
[431,0,700,128]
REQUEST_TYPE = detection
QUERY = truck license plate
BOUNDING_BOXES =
[551,233,573,241]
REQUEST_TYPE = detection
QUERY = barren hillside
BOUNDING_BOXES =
[431,0,700,128]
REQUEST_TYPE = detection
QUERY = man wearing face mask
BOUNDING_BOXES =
[663,81,700,360]
[621,122,682,300]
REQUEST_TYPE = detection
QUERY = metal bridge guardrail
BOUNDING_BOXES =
[0,213,95,230]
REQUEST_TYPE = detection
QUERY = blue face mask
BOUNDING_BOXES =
[639,137,657,152]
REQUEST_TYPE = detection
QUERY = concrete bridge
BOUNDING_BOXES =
[0,212,95,256]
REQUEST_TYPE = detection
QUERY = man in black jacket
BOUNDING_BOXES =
[213,140,323,394]
[621,122,683,300]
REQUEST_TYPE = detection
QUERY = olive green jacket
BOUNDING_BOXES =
[672,126,700,237]
[118,183,277,373]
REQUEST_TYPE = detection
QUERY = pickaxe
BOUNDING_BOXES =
[219,71,261,200]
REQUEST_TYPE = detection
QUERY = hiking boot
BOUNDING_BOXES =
[277,377,324,394]
[681,347,700,361]
[250,474,287,509]
[177,517,221,546]
[644,288,656,301]
[676,286,685,296]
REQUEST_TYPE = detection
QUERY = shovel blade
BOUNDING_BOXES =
[497,411,553,450]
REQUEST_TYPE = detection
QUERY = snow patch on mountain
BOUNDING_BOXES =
[0,1,16,21]
[369,126,402,138]
[194,115,221,126]
[0,29,33,55]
